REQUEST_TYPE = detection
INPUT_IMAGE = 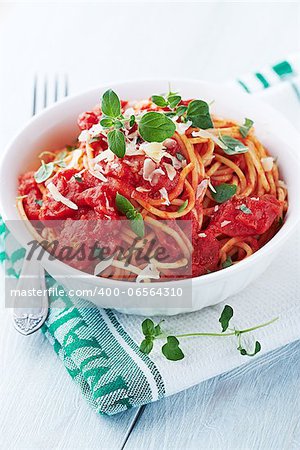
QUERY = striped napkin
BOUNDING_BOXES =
[1,55,300,416]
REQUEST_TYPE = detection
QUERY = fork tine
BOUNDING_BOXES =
[34,74,69,116]
[43,76,48,108]
[54,75,59,102]
[64,74,69,97]
[32,75,38,116]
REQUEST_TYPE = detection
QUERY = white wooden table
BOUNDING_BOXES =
[1,3,300,448]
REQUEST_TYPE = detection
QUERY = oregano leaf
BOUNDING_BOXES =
[139,112,176,143]
[107,129,126,158]
[219,305,234,332]
[101,89,121,118]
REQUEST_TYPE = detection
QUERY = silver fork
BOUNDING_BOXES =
[13,75,69,335]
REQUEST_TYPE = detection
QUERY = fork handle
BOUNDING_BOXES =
[12,258,49,335]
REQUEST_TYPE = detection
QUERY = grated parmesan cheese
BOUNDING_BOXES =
[94,149,115,163]
[142,159,165,185]
[104,193,114,212]
[123,107,135,118]
[139,142,166,163]
[214,205,219,212]
[221,220,231,227]
[198,233,207,238]
[196,179,208,199]
[261,157,274,172]
[47,182,78,210]
[172,116,192,135]
[192,129,227,149]
[89,170,108,182]
[94,257,114,276]
[164,152,183,170]
[136,262,160,283]
[143,158,156,180]
[78,130,90,143]
[89,123,104,136]
[66,149,83,169]
[125,136,144,156]
[136,187,151,192]
[208,180,216,193]
[159,188,170,205]
[79,124,104,143]
[163,162,176,181]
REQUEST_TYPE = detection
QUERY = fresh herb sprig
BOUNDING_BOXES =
[115,193,145,238]
[239,118,254,138]
[239,204,252,214]
[139,305,278,361]
[100,90,129,157]
[99,88,214,154]
[139,112,176,143]
[151,90,213,130]
[34,158,66,183]
[222,256,233,268]
[219,135,248,155]
[211,183,237,203]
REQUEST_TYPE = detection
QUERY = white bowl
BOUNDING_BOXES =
[1,80,300,316]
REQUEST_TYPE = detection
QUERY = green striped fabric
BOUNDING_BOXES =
[237,55,300,94]
[0,218,165,415]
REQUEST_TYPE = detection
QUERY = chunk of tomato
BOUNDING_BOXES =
[208,195,281,237]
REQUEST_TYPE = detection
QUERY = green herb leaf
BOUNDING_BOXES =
[220,136,248,155]
[186,100,213,129]
[115,192,135,215]
[139,112,176,143]
[140,337,154,355]
[239,204,252,214]
[239,118,254,138]
[151,95,168,107]
[154,323,163,336]
[162,336,185,361]
[34,161,54,183]
[74,174,83,183]
[101,89,121,118]
[177,199,188,213]
[115,193,145,238]
[219,305,234,332]
[168,95,181,109]
[239,340,261,357]
[100,117,114,128]
[211,183,237,203]
[176,152,185,162]
[129,115,136,128]
[90,137,100,144]
[142,318,155,336]
[66,145,77,152]
[107,130,126,158]
[34,199,43,207]
[164,111,177,118]
[114,120,123,130]
[176,105,188,117]
[130,213,145,238]
[222,256,233,269]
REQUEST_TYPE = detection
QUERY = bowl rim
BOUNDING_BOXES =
[1,78,300,288]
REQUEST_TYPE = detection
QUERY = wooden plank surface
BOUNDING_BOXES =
[0,304,142,450]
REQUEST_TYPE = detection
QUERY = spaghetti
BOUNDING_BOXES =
[17,91,287,282]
